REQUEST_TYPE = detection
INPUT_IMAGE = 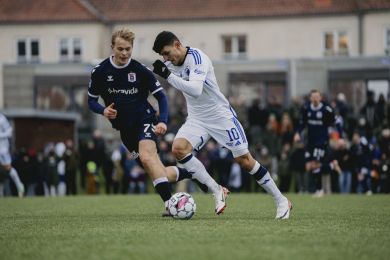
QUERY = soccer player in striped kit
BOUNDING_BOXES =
[153,31,292,219]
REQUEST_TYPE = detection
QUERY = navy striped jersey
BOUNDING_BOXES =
[88,57,164,129]
[297,102,336,147]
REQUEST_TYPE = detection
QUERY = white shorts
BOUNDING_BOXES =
[0,152,11,165]
[175,117,249,158]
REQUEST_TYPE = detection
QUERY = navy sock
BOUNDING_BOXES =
[177,167,193,181]
[252,165,268,181]
[155,182,172,202]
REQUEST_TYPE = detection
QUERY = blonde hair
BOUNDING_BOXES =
[111,28,135,45]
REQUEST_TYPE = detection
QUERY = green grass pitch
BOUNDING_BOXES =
[0,194,389,260]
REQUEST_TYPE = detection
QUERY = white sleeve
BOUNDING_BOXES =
[0,116,12,138]
[166,58,209,98]
[167,74,203,98]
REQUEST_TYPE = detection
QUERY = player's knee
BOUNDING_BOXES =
[172,146,185,159]
[172,142,190,159]
[234,153,254,171]
[139,152,155,167]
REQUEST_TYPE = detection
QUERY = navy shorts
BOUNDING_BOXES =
[304,145,327,163]
[120,117,158,162]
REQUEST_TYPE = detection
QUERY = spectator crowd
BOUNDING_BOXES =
[2,90,390,197]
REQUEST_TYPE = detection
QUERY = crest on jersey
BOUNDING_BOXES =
[194,68,205,75]
[128,72,136,82]
[316,111,323,118]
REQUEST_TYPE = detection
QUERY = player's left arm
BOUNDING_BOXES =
[145,68,168,135]
[153,88,168,135]
[323,105,336,126]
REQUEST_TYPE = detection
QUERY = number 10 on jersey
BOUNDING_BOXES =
[226,128,240,141]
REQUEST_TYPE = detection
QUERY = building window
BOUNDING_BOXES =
[385,28,390,55]
[323,31,349,56]
[59,38,82,62]
[17,39,40,63]
[17,40,26,59]
[60,39,69,58]
[222,35,247,59]
[73,38,81,61]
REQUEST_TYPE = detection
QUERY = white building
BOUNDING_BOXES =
[0,0,389,144]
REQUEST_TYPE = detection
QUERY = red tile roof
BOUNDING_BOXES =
[88,0,390,22]
[0,0,99,23]
[0,0,389,24]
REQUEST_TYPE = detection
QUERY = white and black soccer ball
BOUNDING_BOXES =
[168,192,196,220]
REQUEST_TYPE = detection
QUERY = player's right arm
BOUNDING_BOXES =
[87,65,117,119]
[166,72,204,98]
[153,60,205,98]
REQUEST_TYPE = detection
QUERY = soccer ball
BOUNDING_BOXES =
[168,192,196,220]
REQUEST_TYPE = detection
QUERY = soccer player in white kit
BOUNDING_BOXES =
[0,113,24,197]
[153,31,292,219]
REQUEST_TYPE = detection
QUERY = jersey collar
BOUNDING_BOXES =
[310,102,323,111]
[177,47,190,66]
[109,55,131,69]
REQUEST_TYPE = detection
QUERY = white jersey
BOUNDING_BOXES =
[166,47,233,121]
[0,113,12,163]
[166,48,248,158]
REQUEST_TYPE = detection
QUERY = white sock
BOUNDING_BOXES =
[257,172,284,204]
[179,154,219,193]
[249,161,284,204]
[9,168,24,191]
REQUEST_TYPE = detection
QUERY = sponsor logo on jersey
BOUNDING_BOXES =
[108,87,138,95]
[235,140,241,146]
[194,68,205,75]
[308,119,323,125]
[225,142,233,147]
[107,75,114,82]
[128,72,136,82]
[155,81,161,87]
[180,67,190,80]
[145,132,151,138]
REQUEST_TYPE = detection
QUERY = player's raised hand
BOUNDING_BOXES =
[153,60,171,79]
[154,122,167,135]
[103,103,117,119]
